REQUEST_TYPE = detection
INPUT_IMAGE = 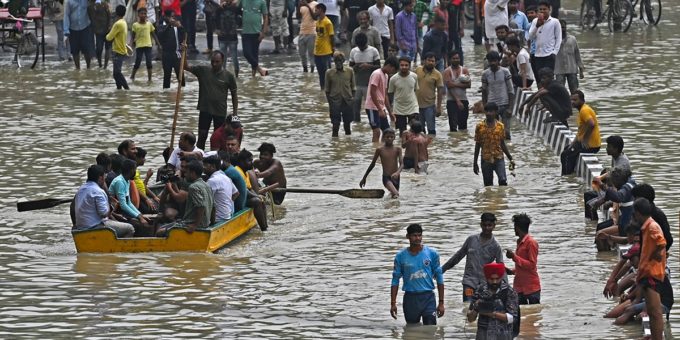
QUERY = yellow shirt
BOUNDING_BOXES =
[576,104,601,148]
[314,16,334,56]
[235,166,252,189]
[133,169,147,197]
[132,21,155,48]
[106,18,128,55]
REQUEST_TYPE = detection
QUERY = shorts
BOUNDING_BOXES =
[403,157,415,169]
[69,25,94,56]
[395,114,418,132]
[198,111,226,131]
[382,175,400,190]
[403,291,437,325]
[463,285,475,302]
[366,108,390,130]
[271,191,286,205]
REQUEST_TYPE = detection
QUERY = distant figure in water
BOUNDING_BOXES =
[254,142,287,205]
[401,120,431,174]
[359,128,402,198]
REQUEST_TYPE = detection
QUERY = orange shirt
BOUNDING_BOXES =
[637,217,667,282]
[511,234,541,294]
[474,120,505,163]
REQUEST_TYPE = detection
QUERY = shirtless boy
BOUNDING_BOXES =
[254,142,287,205]
[402,120,431,174]
[360,128,403,198]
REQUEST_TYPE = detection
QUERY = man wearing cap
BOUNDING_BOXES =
[467,262,519,340]
[210,115,244,152]
[390,224,445,325]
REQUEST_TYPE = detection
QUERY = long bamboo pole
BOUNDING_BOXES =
[169,34,188,148]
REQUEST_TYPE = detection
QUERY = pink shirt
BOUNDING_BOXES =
[364,68,388,111]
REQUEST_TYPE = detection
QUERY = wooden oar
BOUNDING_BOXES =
[272,188,385,199]
[17,198,72,212]
[169,34,189,148]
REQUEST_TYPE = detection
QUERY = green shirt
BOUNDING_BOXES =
[241,0,267,34]
[188,65,237,117]
[414,0,432,25]
[183,178,214,228]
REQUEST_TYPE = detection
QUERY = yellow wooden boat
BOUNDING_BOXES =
[72,209,258,253]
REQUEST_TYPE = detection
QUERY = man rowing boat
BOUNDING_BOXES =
[254,142,287,205]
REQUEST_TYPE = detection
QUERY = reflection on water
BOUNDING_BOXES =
[1,0,679,338]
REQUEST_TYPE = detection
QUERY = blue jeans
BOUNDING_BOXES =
[398,48,416,62]
[53,20,68,59]
[112,53,129,90]
[241,33,260,70]
[314,54,332,89]
[419,105,436,135]
[435,58,445,74]
[219,40,239,76]
[481,158,507,186]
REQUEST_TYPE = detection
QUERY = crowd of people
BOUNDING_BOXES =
[72,132,288,237]
[58,0,675,337]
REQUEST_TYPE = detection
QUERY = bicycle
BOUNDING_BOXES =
[579,0,633,32]
[0,13,39,68]
[630,0,661,26]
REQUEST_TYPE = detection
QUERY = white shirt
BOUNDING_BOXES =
[145,0,159,23]
[168,146,206,169]
[317,0,339,16]
[528,16,562,57]
[516,48,534,81]
[368,5,393,38]
[207,170,238,221]
[388,71,420,116]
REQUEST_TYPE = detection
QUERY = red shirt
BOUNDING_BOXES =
[511,234,541,294]
[210,125,244,151]
[161,0,182,17]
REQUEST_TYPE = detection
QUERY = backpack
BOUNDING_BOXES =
[498,288,520,339]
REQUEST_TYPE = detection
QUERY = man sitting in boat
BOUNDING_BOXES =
[235,149,269,231]
[218,149,248,213]
[168,132,206,171]
[156,155,194,226]
[203,155,239,222]
[109,159,152,235]
[254,142,287,205]
[156,159,215,236]
[210,115,244,152]
[73,165,135,238]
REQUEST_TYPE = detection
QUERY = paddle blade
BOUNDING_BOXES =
[339,189,385,199]
[17,198,72,212]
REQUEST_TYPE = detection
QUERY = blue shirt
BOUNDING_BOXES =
[74,181,109,229]
[224,166,247,212]
[63,0,91,35]
[391,245,444,292]
[510,11,530,39]
[395,10,417,51]
[109,174,141,219]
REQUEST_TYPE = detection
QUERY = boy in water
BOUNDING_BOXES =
[402,120,431,174]
[359,128,403,198]
[131,7,159,81]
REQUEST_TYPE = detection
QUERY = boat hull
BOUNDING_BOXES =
[72,209,258,253]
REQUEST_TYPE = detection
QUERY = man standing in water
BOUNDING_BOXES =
[506,213,541,304]
[473,103,514,187]
[481,51,514,140]
[241,0,270,77]
[254,142,287,205]
[184,51,238,150]
[390,224,445,325]
[324,52,356,136]
[634,198,669,340]
[63,0,94,69]
[365,57,399,143]
[388,57,419,138]
[442,212,504,302]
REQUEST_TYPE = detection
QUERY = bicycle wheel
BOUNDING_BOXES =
[579,0,598,30]
[641,0,661,25]
[464,0,475,21]
[608,0,633,32]
[14,32,39,68]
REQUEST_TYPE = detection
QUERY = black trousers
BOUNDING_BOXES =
[560,143,600,175]
[162,52,184,89]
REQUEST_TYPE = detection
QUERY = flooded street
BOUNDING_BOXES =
[0,0,678,338]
